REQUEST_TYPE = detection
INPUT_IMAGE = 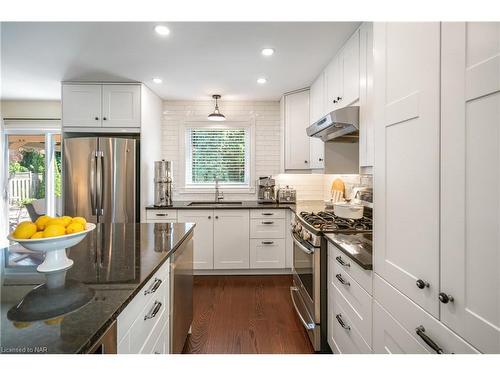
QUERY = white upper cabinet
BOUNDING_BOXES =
[62,84,102,127]
[283,90,311,170]
[309,73,325,169]
[325,30,360,112]
[373,23,441,318]
[213,210,250,269]
[440,22,500,354]
[177,210,214,270]
[102,84,141,127]
[359,23,374,168]
[62,83,141,129]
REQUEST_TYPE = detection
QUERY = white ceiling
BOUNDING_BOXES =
[1,22,360,101]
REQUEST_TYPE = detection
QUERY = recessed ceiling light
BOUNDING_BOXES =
[257,77,267,84]
[261,48,274,56]
[152,77,163,84]
[154,25,170,36]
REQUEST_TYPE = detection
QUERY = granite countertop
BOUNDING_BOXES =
[324,232,373,270]
[145,200,331,213]
[0,223,194,354]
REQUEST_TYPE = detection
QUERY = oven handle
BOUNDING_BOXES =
[291,231,315,254]
[290,286,316,331]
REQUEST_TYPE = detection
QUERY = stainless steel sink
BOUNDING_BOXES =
[187,201,243,206]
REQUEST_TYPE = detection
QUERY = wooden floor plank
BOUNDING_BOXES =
[183,275,315,354]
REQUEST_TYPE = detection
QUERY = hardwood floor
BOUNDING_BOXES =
[183,275,315,354]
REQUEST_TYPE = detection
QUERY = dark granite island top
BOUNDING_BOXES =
[0,223,194,354]
[324,232,373,270]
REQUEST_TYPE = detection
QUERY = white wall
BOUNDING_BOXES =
[161,100,282,201]
[1,100,61,119]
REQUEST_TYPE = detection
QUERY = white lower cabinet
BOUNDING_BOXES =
[117,259,170,354]
[373,274,479,354]
[177,210,214,270]
[250,239,285,269]
[213,210,250,269]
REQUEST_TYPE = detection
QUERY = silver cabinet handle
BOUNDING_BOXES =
[416,325,444,354]
[144,301,162,320]
[262,221,274,225]
[336,256,350,268]
[261,241,274,245]
[144,278,162,295]
[336,273,350,286]
[156,213,169,217]
[336,314,350,330]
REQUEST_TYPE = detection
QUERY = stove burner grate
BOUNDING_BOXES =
[299,211,372,232]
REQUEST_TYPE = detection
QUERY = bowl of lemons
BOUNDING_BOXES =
[7,216,95,273]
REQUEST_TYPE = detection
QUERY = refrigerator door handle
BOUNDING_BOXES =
[90,151,98,215]
[96,150,104,216]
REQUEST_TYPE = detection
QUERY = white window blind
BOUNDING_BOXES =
[185,127,250,186]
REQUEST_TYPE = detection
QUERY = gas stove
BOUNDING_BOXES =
[292,208,372,247]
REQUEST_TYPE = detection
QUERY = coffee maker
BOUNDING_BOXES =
[154,160,172,207]
[257,176,276,203]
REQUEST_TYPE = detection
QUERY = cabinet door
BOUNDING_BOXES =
[373,23,440,318]
[441,22,500,354]
[102,84,141,127]
[62,84,102,127]
[213,209,250,269]
[341,29,360,106]
[325,56,342,113]
[178,210,214,270]
[284,90,311,170]
[359,22,374,168]
[309,75,325,169]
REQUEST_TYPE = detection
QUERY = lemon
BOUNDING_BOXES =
[17,220,34,228]
[60,216,73,227]
[66,222,84,234]
[46,218,67,228]
[71,216,87,227]
[30,231,44,239]
[13,321,31,329]
[35,215,52,231]
[43,224,66,238]
[44,317,64,325]
[12,222,37,239]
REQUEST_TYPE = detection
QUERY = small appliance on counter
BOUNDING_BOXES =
[277,185,297,203]
[257,176,276,203]
[154,160,173,207]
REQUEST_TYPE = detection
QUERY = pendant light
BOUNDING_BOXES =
[208,94,226,121]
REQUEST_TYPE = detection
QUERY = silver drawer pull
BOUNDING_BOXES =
[144,301,162,320]
[336,256,350,268]
[416,325,445,354]
[261,241,274,245]
[262,221,274,225]
[156,213,168,217]
[336,273,350,286]
[144,278,162,295]
[336,314,350,330]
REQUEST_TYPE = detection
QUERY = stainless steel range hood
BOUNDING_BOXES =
[306,106,359,142]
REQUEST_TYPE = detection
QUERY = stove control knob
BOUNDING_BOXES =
[302,231,311,241]
[294,223,302,233]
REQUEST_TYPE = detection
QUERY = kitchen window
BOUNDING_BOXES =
[185,126,251,188]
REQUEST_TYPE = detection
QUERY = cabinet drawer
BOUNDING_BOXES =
[250,209,285,219]
[329,242,372,293]
[146,209,178,221]
[129,279,168,354]
[117,259,170,340]
[373,274,479,354]
[151,321,169,354]
[332,265,372,345]
[140,310,168,354]
[250,239,286,269]
[328,287,372,354]
[373,300,428,354]
[250,218,285,239]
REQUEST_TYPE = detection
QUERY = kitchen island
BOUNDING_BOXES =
[0,223,194,354]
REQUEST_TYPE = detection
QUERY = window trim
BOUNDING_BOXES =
[178,120,256,194]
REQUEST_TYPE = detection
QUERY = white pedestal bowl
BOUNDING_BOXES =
[8,223,96,273]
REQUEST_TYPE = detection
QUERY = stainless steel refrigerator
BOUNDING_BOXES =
[63,136,138,223]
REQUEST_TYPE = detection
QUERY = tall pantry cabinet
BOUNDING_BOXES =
[373,22,499,354]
